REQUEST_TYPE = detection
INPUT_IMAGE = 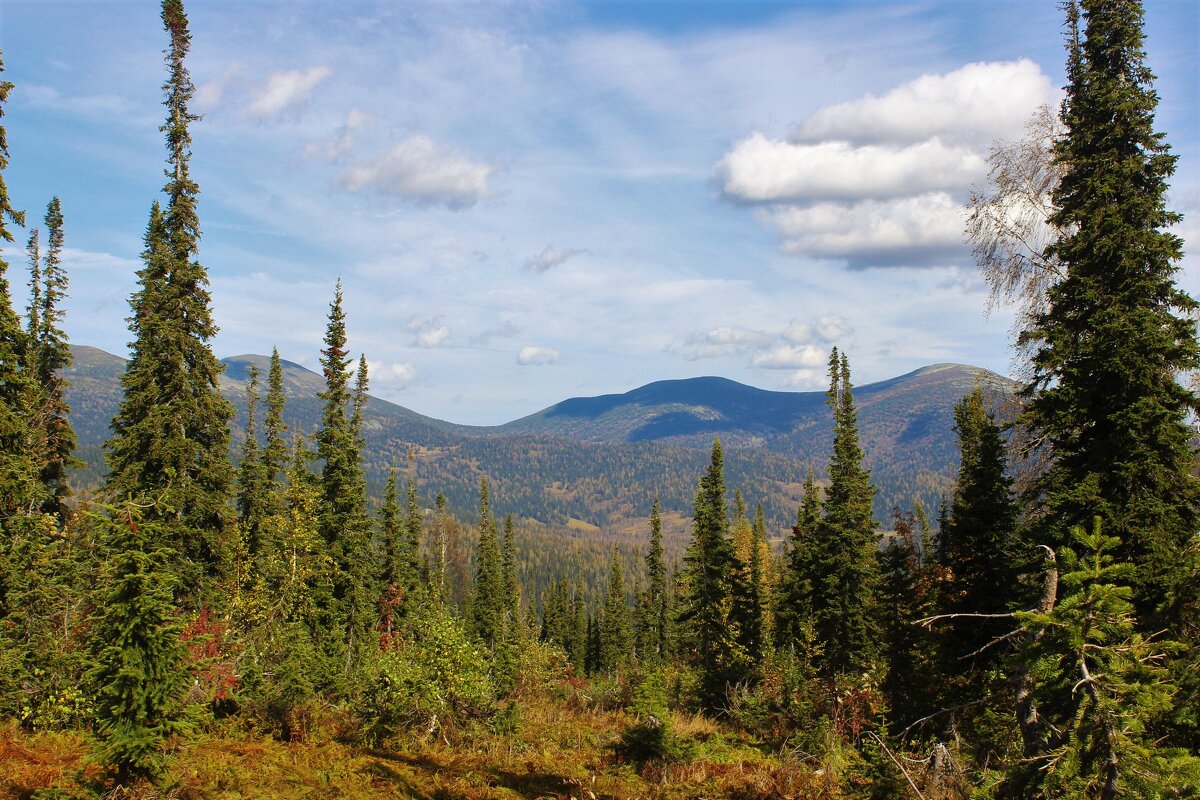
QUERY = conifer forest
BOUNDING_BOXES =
[1,1,1199,798]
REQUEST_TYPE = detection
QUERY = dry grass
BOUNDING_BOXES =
[0,688,859,800]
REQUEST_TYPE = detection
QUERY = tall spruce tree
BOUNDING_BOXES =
[680,439,742,709]
[471,478,503,647]
[0,52,43,522]
[813,349,880,676]
[600,546,632,673]
[1019,0,1200,632]
[939,388,1020,682]
[25,198,78,517]
[314,283,373,680]
[261,347,288,510]
[778,467,821,647]
[103,0,235,601]
[729,490,765,666]
[645,497,669,661]
[236,364,268,549]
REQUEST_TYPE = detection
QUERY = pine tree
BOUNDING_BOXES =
[471,478,503,647]
[24,198,78,518]
[813,349,880,676]
[680,439,743,709]
[103,0,235,602]
[1019,0,1200,633]
[88,502,192,786]
[600,547,632,673]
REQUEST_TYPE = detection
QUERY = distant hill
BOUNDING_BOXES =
[62,347,1016,547]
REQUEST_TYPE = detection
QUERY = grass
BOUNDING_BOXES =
[1,680,869,800]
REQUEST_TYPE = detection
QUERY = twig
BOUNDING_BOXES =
[864,731,927,800]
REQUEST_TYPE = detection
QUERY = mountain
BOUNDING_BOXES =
[61,347,1016,547]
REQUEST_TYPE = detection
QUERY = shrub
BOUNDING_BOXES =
[620,670,679,763]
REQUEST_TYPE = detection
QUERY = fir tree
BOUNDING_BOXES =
[729,490,764,666]
[314,284,373,681]
[938,388,1020,685]
[645,497,668,661]
[24,198,78,518]
[236,364,268,550]
[1007,521,1200,798]
[471,478,503,647]
[103,0,235,602]
[680,439,743,709]
[813,349,879,676]
[500,513,519,622]
[261,347,288,510]
[378,469,406,592]
[88,502,192,787]
[778,467,821,647]
[600,547,632,673]
[1019,0,1200,633]
[405,478,424,586]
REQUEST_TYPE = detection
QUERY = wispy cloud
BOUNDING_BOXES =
[248,66,333,118]
[524,245,585,273]
[406,316,452,348]
[517,345,561,366]
[337,135,496,208]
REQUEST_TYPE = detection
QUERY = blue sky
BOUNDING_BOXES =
[2,0,1197,425]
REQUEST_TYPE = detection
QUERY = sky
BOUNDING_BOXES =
[2,0,1197,425]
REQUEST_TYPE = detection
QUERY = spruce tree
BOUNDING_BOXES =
[1020,0,1200,632]
[378,469,406,592]
[645,497,668,661]
[0,51,43,522]
[680,439,742,709]
[405,478,424,585]
[778,467,821,647]
[471,478,503,647]
[236,364,268,550]
[939,389,1020,682]
[729,490,764,666]
[261,347,288,510]
[314,283,373,681]
[600,547,632,673]
[813,349,880,676]
[88,503,192,787]
[500,513,519,622]
[24,198,78,518]
[103,0,235,602]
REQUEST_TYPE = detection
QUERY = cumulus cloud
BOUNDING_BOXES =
[367,360,417,388]
[716,134,985,203]
[793,59,1057,147]
[406,316,452,348]
[783,314,851,344]
[303,108,370,161]
[524,246,586,273]
[248,66,332,118]
[517,345,561,366]
[767,192,965,267]
[752,344,826,369]
[337,135,495,208]
[715,60,1057,269]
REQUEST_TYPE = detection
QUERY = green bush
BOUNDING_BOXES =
[620,670,679,763]
[358,607,495,744]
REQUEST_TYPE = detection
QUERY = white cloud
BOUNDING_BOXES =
[367,360,417,388]
[406,316,452,348]
[517,345,561,366]
[752,344,826,369]
[524,245,585,273]
[784,314,852,344]
[194,63,244,112]
[303,108,370,161]
[781,369,824,390]
[768,192,966,267]
[716,133,985,203]
[337,135,495,208]
[677,326,771,360]
[248,66,333,118]
[793,59,1057,147]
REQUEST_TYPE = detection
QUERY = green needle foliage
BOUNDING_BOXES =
[103,0,235,604]
[88,501,193,787]
[1019,0,1200,633]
